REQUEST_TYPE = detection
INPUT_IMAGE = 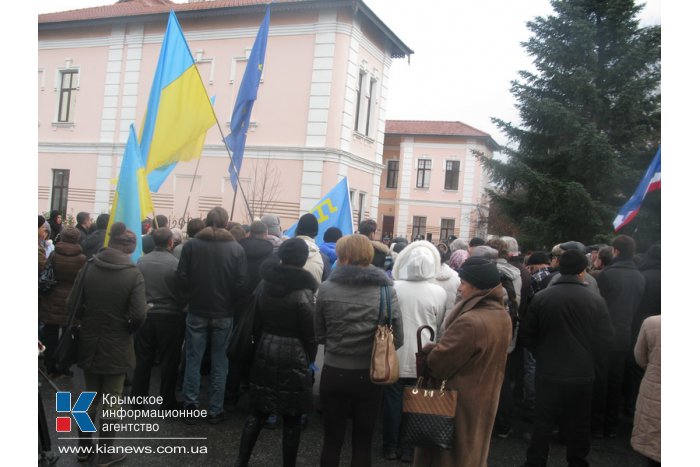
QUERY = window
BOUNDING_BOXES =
[357,192,366,225]
[440,219,455,242]
[386,160,399,188]
[365,78,376,136]
[444,160,460,190]
[57,70,79,123]
[354,71,366,132]
[412,216,427,240]
[416,159,431,188]
[51,169,70,216]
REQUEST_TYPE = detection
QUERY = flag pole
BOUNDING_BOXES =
[214,117,254,222]
[181,156,202,225]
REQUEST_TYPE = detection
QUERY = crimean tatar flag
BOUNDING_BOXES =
[141,10,217,191]
[106,125,155,263]
[224,5,270,192]
[613,147,661,232]
[284,177,355,244]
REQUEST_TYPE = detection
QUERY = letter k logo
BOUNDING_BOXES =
[56,392,97,432]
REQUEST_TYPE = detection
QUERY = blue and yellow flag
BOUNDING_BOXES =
[284,177,355,244]
[141,10,217,191]
[224,5,270,192]
[106,125,155,263]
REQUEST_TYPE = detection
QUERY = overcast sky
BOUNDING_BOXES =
[37,0,660,148]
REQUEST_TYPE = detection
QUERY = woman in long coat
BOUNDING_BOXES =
[414,257,512,467]
[631,315,661,466]
[235,238,318,467]
[39,226,86,376]
[68,222,146,465]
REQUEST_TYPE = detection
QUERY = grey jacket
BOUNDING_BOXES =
[137,248,185,315]
[316,264,403,369]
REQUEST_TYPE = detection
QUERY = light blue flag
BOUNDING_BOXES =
[284,177,355,244]
[108,125,155,264]
[224,5,270,192]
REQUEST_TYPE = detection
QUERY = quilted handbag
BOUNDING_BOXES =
[38,253,57,296]
[370,285,400,384]
[400,378,457,449]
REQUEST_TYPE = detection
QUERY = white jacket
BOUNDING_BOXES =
[430,263,461,313]
[392,241,447,378]
[297,235,324,286]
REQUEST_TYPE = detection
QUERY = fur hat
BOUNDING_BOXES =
[295,213,318,237]
[458,257,501,289]
[278,237,309,267]
[470,245,498,260]
[108,222,137,254]
[60,226,81,244]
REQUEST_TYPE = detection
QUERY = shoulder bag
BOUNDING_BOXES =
[400,324,458,449]
[370,285,400,384]
[52,259,91,367]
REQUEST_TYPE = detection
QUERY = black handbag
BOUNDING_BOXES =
[400,377,457,449]
[38,253,57,296]
[52,260,91,367]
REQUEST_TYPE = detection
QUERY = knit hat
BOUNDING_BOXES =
[295,213,318,237]
[470,245,498,260]
[323,227,343,243]
[60,226,81,244]
[559,250,589,275]
[469,237,486,248]
[108,222,137,255]
[261,214,282,237]
[278,237,308,267]
[448,249,470,270]
[38,215,46,229]
[458,257,501,289]
[526,251,550,266]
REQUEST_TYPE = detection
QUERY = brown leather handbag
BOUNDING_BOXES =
[370,285,400,384]
[400,377,458,449]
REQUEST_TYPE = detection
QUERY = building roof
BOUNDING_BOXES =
[385,120,499,150]
[39,0,413,59]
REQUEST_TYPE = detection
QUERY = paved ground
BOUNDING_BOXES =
[39,367,648,467]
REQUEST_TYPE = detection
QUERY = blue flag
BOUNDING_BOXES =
[224,6,270,192]
[613,147,661,232]
[284,177,355,244]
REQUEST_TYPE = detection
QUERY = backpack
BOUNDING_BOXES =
[500,274,519,352]
[39,253,57,296]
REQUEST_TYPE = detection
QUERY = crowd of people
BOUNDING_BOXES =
[38,208,661,467]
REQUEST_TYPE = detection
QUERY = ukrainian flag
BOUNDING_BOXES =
[141,10,217,191]
[106,125,155,263]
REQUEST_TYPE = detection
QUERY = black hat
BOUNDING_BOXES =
[323,227,342,243]
[526,251,550,266]
[559,250,588,275]
[295,213,319,237]
[560,241,586,253]
[458,257,501,289]
[278,237,309,267]
[469,237,486,247]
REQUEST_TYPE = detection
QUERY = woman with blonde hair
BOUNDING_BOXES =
[316,234,403,467]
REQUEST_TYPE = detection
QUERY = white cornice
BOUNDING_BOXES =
[379,197,482,209]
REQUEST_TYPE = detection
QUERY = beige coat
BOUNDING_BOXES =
[631,315,661,462]
[413,286,512,467]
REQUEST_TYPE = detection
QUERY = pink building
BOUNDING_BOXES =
[378,120,498,242]
[38,0,412,229]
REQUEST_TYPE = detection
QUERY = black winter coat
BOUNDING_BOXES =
[238,236,274,299]
[632,256,661,341]
[82,229,107,260]
[72,248,147,374]
[597,258,645,351]
[520,275,614,384]
[249,261,318,416]
[176,227,247,319]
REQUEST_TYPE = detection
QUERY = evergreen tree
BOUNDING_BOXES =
[482,0,660,249]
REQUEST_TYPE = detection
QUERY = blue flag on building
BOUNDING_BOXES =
[284,177,355,244]
[224,5,270,192]
[613,147,661,232]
